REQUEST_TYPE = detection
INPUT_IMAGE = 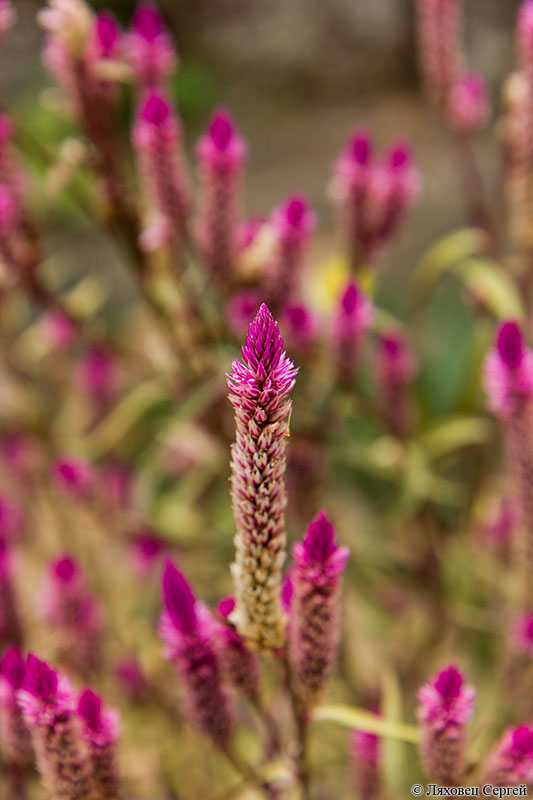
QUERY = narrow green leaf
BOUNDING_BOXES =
[313,704,420,744]
[412,228,486,298]
[419,415,493,460]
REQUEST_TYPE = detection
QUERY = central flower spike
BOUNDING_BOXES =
[227,303,298,650]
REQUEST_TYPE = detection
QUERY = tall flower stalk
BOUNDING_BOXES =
[227,304,297,651]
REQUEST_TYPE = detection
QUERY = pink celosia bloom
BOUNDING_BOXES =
[332,280,373,382]
[39,556,101,676]
[332,133,419,267]
[52,456,95,500]
[130,527,168,577]
[447,72,490,134]
[483,724,533,786]
[87,11,121,63]
[512,611,533,656]
[0,496,23,541]
[351,725,383,800]
[281,303,318,354]
[0,647,33,770]
[216,596,260,703]
[114,656,146,700]
[226,289,261,337]
[415,0,464,108]
[227,304,298,650]
[128,2,177,89]
[133,90,190,244]
[18,654,93,799]
[484,321,533,419]
[41,311,78,351]
[263,194,316,310]
[377,330,417,437]
[0,536,22,650]
[77,689,120,800]
[159,560,235,749]
[417,664,475,784]
[196,108,247,288]
[288,511,349,705]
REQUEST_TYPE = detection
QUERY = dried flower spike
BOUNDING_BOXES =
[227,304,298,650]
[159,560,235,749]
[288,510,349,705]
[417,664,475,784]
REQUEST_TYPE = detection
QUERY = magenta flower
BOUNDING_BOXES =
[483,724,533,785]
[288,510,349,705]
[281,303,318,355]
[77,689,120,800]
[0,536,22,650]
[377,330,417,437]
[351,725,383,800]
[216,596,260,703]
[128,2,176,88]
[484,321,533,419]
[227,304,298,650]
[133,89,190,247]
[415,0,464,108]
[18,654,93,799]
[447,72,490,134]
[38,555,102,676]
[0,647,33,771]
[263,193,316,311]
[196,108,247,288]
[332,279,373,382]
[159,560,235,749]
[417,664,475,784]
[52,456,95,500]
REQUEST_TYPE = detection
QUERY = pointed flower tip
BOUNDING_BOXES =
[388,142,412,169]
[77,688,102,730]
[433,664,463,700]
[497,320,524,369]
[303,510,338,562]
[348,129,373,165]
[0,646,26,689]
[208,109,235,151]
[132,2,164,41]
[162,559,197,634]
[94,11,120,56]
[342,281,362,314]
[23,654,58,703]
[511,725,533,757]
[52,555,79,583]
[217,596,235,619]
[141,90,172,126]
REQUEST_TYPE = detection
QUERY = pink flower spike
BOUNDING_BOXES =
[415,0,464,108]
[159,560,235,748]
[377,330,417,437]
[1,646,25,690]
[351,724,383,800]
[484,724,533,785]
[227,304,297,650]
[0,647,33,770]
[89,12,121,61]
[332,279,373,383]
[216,596,261,703]
[484,320,533,419]
[129,1,177,88]
[78,688,120,799]
[195,108,247,287]
[417,664,475,784]
[448,72,490,134]
[288,511,349,705]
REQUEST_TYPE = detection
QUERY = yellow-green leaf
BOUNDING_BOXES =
[459,258,524,320]
[313,704,420,744]
[412,228,486,298]
[419,415,493,460]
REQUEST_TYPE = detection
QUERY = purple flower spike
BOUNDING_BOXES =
[216,596,261,703]
[332,279,373,383]
[448,72,490,134]
[133,89,190,245]
[92,12,121,60]
[159,562,235,749]
[195,108,247,287]
[162,559,197,635]
[288,510,349,705]
[484,321,533,419]
[78,688,120,799]
[0,646,33,770]
[349,131,373,165]
[351,723,383,800]
[281,303,318,354]
[417,664,475,784]
[128,2,176,88]
[227,304,297,650]
[415,0,464,109]
[22,654,58,703]
[377,330,417,437]
[498,320,524,369]
[483,724,533,785]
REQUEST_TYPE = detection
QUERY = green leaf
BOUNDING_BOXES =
[459,258,524,320]
[313,704,420,744]
[412,228,486,298]
[419,415,493,460]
